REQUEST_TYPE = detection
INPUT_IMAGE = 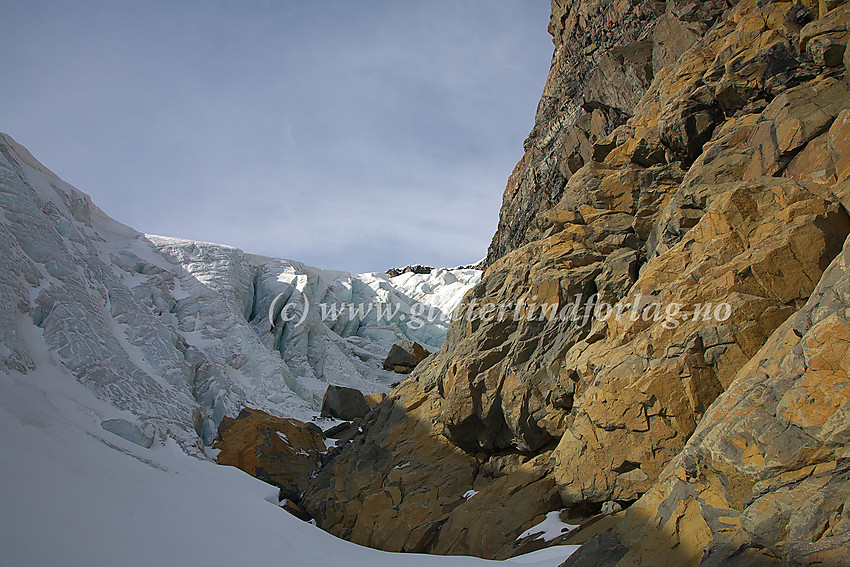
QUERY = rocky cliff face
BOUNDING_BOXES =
[485,0,736,266]
[303,0,850,563]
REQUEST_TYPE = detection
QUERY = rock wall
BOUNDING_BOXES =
[566,228,850,567]
[303,0,850,563]
[484,0,737,266]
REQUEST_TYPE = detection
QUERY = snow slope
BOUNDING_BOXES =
[0,132,480,451]
[0,342,574,567]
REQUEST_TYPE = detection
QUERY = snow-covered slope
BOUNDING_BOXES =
[0,355,574,567]
[0,132,480,452]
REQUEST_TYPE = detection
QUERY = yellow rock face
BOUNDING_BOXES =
[577,238,850,565]
[301,0,850,561]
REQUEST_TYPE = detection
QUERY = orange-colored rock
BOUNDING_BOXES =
[214,408,326,501]
[553,177,850,508]
[828,109,850,212]
[568,235,850,566]
[802,1,850,65]
[743,77,850,180]
[830,109,850,184]
[485,0,679,264]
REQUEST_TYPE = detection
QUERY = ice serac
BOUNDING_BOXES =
[0,132,480,454]
[1,133,211,454]
[303,0,850,562]
[250,258,480,398]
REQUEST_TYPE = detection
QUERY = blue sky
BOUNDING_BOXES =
[1,0,553,273]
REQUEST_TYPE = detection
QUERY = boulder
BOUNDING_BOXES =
[214,408,326,501]
[320,384,371,420]
[382,340,430,374]
[323,421,355,438]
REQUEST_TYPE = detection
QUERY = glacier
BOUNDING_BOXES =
[0,132,480,453]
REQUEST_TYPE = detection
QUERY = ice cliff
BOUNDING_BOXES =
[0,132,479,453]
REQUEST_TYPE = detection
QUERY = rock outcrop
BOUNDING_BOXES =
[386,264,433,277]
[565,231,850,567]
[303,377,563,558]
[382,340,431,374]
[303,0,850,562]
[214,408,326,502]
[484,0,736,266]
[364,392,387,408]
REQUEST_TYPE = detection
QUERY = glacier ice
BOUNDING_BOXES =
[0,132,480,452]
[100,418,154,448]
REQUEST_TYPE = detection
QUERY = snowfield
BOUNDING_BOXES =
[0,360,576,567]
[0,132,577,566]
